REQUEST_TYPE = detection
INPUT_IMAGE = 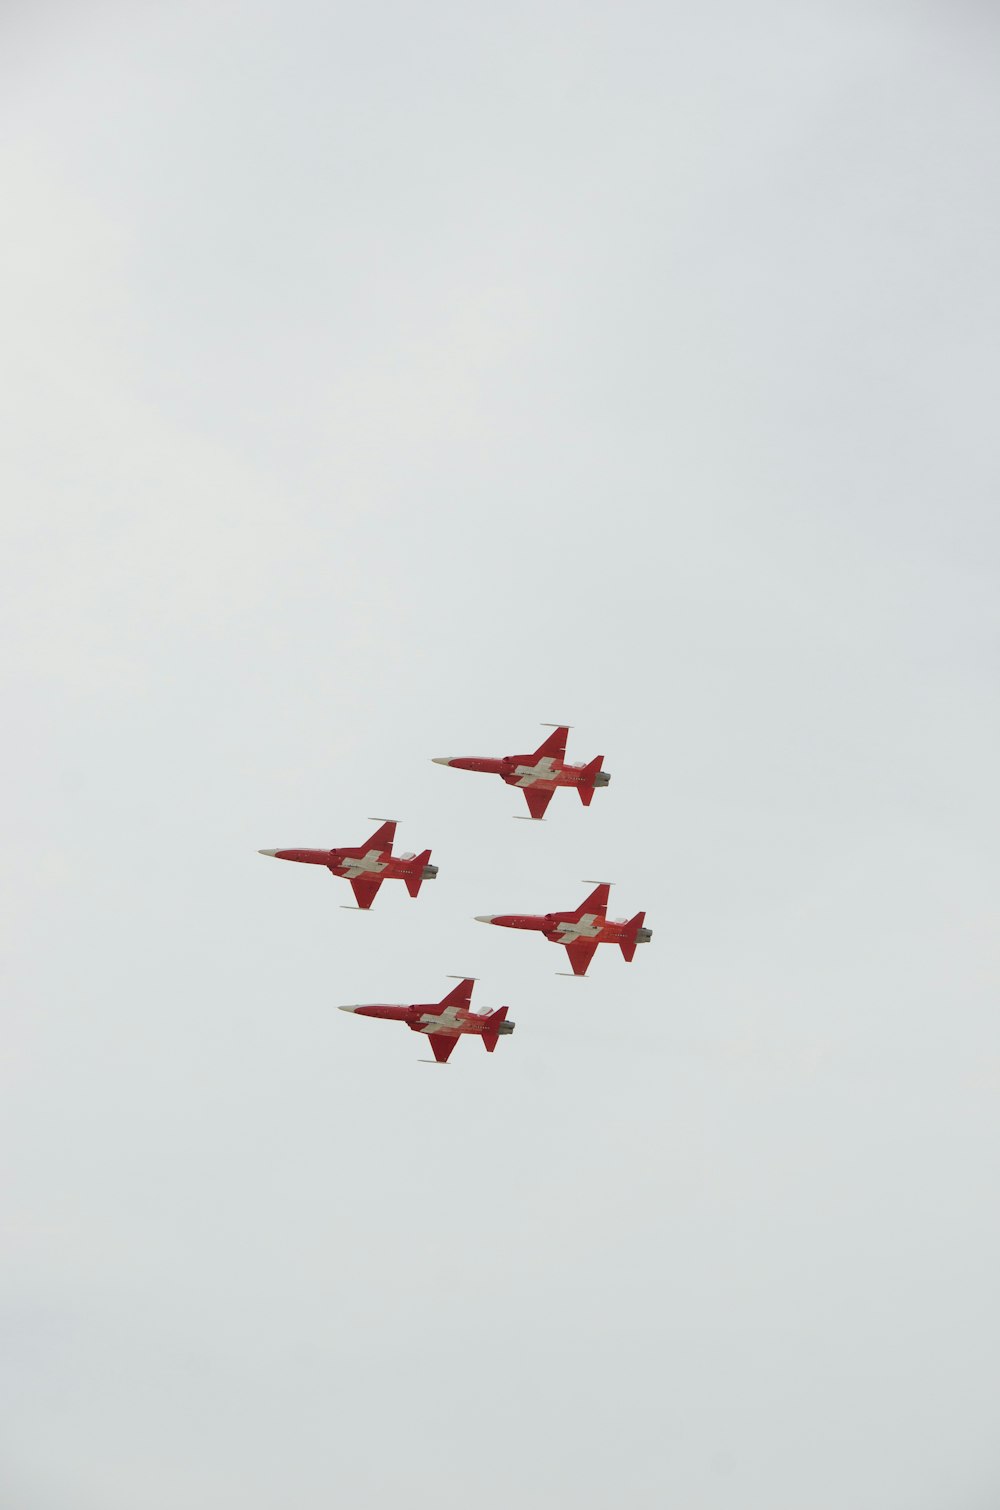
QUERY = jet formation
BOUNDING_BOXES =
[260,725,650,1062]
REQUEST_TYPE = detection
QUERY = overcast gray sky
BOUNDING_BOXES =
[2,2,999,1506]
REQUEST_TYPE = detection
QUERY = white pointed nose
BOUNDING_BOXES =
[338,1004,360,1013]
[258,849,280,857]
[431,757,454,766]
[474,915,497,924]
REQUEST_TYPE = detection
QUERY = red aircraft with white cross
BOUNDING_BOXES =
[338,977,514,1063]
[432,724,609,820]
[258,820,437,910]
[476,882,651,976]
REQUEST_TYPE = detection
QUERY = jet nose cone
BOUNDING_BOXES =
[475,915,497,924]
[258,848,280,857]
[338,1004,359,1013]
[431,757,454,766]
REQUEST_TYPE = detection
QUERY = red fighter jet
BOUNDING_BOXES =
[432,724,609,820]
[476,882,651,977]
[339,977,514,1064]
[258,820,437,910]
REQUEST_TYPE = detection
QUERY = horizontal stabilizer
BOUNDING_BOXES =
[404,850,432,897]
[621,912,646,961]
[482,1006,510,1052]
[578,754,604,805]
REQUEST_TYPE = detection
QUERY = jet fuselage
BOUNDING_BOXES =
[258,821,436,908]
[262,847,437,883]
[475,883,651,975]
[433,727,608,819]
[339,979,514,1062]
[339,1002,514,1036]
[482,912,652,946]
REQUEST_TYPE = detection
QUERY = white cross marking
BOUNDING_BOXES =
[555,913,603,942]
[418,1006,464,1033]
[513,757,558,786]
[342,849,388,879]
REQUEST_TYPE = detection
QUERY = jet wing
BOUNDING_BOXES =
[428,1034,459,1064]
[522,787,554,820]
[349,876,383,910]
[577,883,610,917]
[363,821,396,851]
[564,939,599,976]
[440,978,475,1008]
[532,726,569,761]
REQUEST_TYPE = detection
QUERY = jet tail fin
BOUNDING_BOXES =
[620,912,645,961]
[404,850,432,899]
[578,754,604,805]
[482,1005,509,1052]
